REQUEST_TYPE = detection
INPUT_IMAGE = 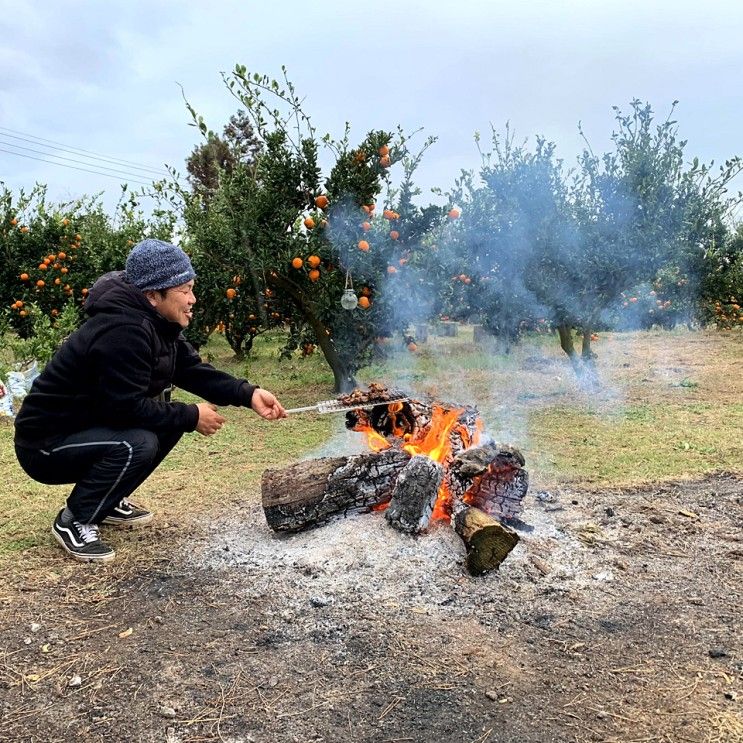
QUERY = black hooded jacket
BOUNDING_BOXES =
[14,272,256,447]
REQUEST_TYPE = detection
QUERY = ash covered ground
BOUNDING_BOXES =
[1,474,741,742]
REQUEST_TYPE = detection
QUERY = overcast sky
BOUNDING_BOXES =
[1,0,741,214]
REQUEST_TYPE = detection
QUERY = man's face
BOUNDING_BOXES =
[147,281,196,328]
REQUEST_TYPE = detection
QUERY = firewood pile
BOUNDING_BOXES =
[262,384,529,575]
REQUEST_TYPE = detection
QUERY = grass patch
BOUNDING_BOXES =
[1,326,742,559]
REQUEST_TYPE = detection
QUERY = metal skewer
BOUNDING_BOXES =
[284,396,410,415]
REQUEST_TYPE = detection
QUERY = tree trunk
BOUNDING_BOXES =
[556,323,581,372]
[261,449,410,532]
[267,273,356,392]
[557,323,599,388]
[225,325,246,361]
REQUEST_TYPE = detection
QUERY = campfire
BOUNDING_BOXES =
[262,385,529,575]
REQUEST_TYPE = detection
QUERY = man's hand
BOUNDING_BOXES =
[196,402,226,436]
[251,388,287,420]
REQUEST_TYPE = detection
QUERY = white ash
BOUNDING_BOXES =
[189,491,609,618]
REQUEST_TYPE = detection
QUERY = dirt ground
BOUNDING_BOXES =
[1,472,741,743]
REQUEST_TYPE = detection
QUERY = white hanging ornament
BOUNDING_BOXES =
[340,269,358,310]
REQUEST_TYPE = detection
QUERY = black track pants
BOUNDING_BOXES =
[15,427,183,524]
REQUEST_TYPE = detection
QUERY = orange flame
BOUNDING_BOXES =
[361,402,482,520]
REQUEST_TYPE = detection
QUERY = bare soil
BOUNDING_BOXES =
[1,472,741,743]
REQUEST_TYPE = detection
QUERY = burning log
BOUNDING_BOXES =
[450,443,529,522]
[454,505,520,575]
[262,449,409,532]
[385,455,444,534]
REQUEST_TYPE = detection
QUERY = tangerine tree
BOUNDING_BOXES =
[170,65,439,390]
[440,102,742,380]
[1,183,173,344]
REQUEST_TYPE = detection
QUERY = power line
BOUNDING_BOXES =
[0,130,170,177]
[0,126,171,177]
[0,147,153,186]
[0,140,161,182]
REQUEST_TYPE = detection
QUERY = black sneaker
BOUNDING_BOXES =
[102,499,154,528]
[52,510,115,563]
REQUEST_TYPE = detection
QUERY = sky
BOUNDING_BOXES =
[1,0,741,215]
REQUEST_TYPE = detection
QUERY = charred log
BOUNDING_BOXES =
[449,443,529,521]
[262,449,410,532]
[385,455,443,534]
[454,505,520,576]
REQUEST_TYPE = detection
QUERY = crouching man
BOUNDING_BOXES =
[14,238,286,563]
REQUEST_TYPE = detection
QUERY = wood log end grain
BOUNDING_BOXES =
[454,506,520,576]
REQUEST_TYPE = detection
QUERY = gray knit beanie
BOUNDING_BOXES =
[125,239,196,291]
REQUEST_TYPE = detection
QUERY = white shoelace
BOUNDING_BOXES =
[75,522,101,544]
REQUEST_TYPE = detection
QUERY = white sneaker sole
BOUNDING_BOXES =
[52,527,116,563]
[101,512,154,529]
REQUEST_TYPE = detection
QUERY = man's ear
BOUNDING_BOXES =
[143,290,160,308]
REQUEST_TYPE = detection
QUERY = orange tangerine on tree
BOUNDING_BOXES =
[314,195,329,209]
[19,309,27,317]
[60,267,68,274]
[361,204,370,214]
[407,342,417,352]
[62,218,69,226]
[358,296,370,309]
[308,269,320,282]
[361,286,371,296]
[361,221,371,232]
[36,279,45,288]
[74,233,81,241]
[81,287,89,296]
[38,263,48,271]
[19,273,29,281]
[51,309,59,317]
[303,216,316,230]
[20,226,29,233]
[463,277,471,284]
[226,287,237,299]
[58,251,66,260]
[378,144,390,157]
[307,255,321,268]
[448,208,460,219]
[291,257,303,269]
[387,265,397,274]
[54,278,61,285]
[379,155,390,168]
[390,230,399,240]
[358,240,370,252]
[10,217,17,226]
[459,273,467,282]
